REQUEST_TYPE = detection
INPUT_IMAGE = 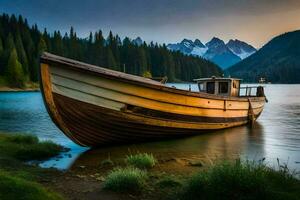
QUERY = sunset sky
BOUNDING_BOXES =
[1,0,300,48]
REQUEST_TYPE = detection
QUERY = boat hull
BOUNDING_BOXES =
[40,53,265,147]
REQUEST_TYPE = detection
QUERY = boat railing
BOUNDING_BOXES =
[239,86,263,97]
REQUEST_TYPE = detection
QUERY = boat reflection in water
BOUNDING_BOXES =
[65,123,264,172]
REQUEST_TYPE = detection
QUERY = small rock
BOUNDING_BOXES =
[95,176,105,181]
[188,160,203,167]
[76,174,86,179]
[79,165,86,169]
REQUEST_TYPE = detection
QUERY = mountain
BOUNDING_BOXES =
[166,39,207,56]
[226,39,256,59]
[226,30,300,83]
[167,37,257,69]
[132,37,143,46]
[203,37,241,68]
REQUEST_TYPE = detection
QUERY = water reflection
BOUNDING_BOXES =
[67,123,265,170]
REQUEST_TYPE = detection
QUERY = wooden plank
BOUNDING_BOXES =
[40,63,86,146]
[52,80,250,118]
[52,93,251,146]
[51,66,251,110]
[41,52,265,102]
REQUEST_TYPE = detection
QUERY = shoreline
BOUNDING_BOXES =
[0,86,40,92]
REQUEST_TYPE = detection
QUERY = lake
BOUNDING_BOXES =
[1,84,300,171]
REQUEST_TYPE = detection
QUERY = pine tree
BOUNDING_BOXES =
[0,38,3,56]
[38,37,47,55]
[0,38,4,74]
[5,33,15,51]
[6,48,25,88]
[52,31,63,55]
[15,32,29,75]
[105,47,117,70]
[137,47,147,76]
[94,30,105,65]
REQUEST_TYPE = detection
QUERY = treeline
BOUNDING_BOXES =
[0,13,222,88]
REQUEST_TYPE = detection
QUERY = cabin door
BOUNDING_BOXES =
[206,82,215,94]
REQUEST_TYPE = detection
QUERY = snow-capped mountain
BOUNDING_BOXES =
[167,39,207,56]
[203,37,241,68]
[167,37,257,69]
[226,39,256,59]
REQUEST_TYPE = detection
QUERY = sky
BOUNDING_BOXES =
[1,0,300,48]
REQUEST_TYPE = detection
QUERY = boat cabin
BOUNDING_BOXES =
[194,77,241,97]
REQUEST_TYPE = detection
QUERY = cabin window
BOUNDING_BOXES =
[206,82,215,94]
[219,82,228,94]
[198,83,204,92]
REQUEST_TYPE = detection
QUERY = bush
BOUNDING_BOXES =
[126,153,156,169]
[104,167,147,193]
[0,133,64,161]
[181,160,300,200]
[0,171,63,200]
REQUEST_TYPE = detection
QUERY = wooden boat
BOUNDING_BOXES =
[40,52,266,147]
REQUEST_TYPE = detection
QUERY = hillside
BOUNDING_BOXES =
[227,30,300,83]
[0,14,222,88]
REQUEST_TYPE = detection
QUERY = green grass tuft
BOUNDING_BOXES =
[104,167,148,193]
[0,133,64,161]
[0,170,63,200]
[181,160,300,200]
[126,153,156,169]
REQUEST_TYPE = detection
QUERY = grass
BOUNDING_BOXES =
[0,133,64,161]
[0,133,65,199]
[104,167,148,193]
[126,153,156,169]
[156,174,182,188]
[0,170,63,200]
[180,160,300,200]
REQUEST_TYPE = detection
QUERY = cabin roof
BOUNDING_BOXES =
[193,77,242,82]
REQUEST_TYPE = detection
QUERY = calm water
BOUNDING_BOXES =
[0,84,300,171]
